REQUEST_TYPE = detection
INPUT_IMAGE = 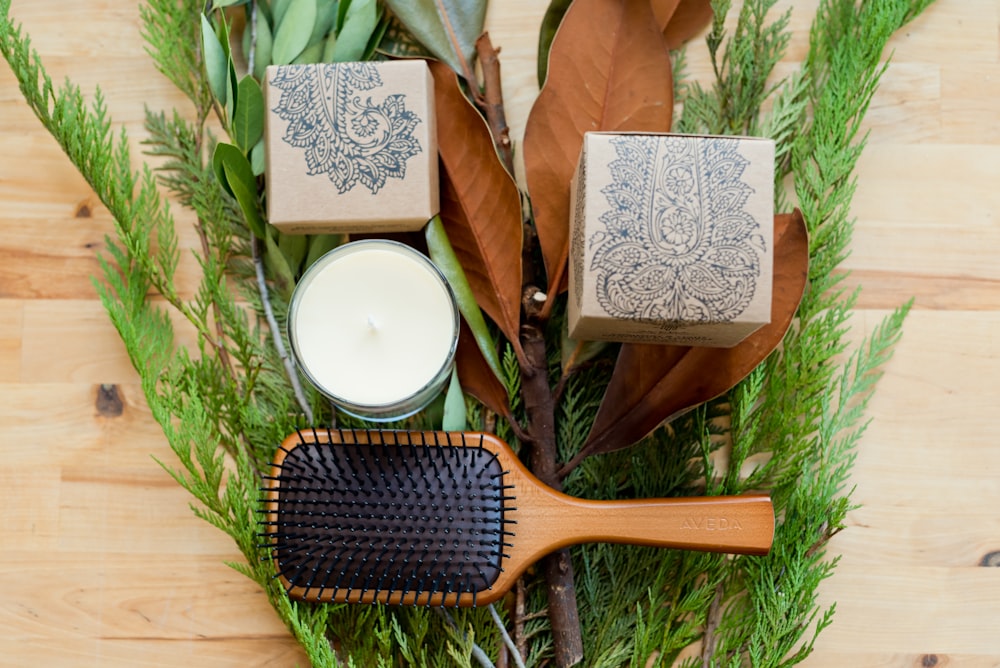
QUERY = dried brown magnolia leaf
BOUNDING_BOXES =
[455,320,511,419]
[523,0,674,295]
[430,61,524,356]
[576,210,809,462]
[649,0,682,32]
[651,0,714,49]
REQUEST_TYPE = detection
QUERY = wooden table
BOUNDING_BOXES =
[2,1,998,665]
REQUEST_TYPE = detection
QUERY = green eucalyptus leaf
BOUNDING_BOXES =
[250,137,266,176]
[249,8,274,80]
[293,40,325,64]
[213,0,247,9]
[201,14,228,105]
[277,230,308,277]
[441,367,466,432]
[537,0,572,86]
[211,142,234,197]
[336,0,351,32]
[425,215,504,382]
[264,227,296,300]
[215,142,266,239]
[271,0,291,30]
[272,0,317,65]
[257,0,274,24]
[382,0,486,80]
[242,12,253,62]
[216,11,234,57]
[361,12,391,61]
[330,0,379,62]
[225,56,238,123]
[233,76,263,150]
[311,0,339,44]
[303,233,344,269]
[322,31,338,62]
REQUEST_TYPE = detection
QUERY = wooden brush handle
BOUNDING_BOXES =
[538,493,774,556]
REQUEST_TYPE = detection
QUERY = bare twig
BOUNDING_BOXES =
[701,583,726,667]
[475,32,514,175]
[252,235,315,424]
[489,603,526,668]
[521,313,584,668]
[515,579,527,660]
[473,25,583,667]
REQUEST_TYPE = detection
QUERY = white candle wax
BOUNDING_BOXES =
[288,240,458,420]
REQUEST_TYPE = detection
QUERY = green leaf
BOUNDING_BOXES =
[257,0,274,24]
[362,12,391,61]
[251,10,274,81]
[441,367,466,432]
[264,226,296,299]
[382,0,487,80]
[330,0,379,62]
[277,229,308,277]
[425,215,504,382]
[211,143,234,197]
[293,40,325,64]
[233,76,264,151]
[303,233,343,270]
[321,31,338,62]
[212,0,247,9]
[537,0,572,85]
[311,0,339,44]
[225,55,238,123]
[200,14,228,105]
[272,0,317,65]
[214,142,266,238]
[249,137,266,176]
[336,0,351,32]
[271,0,291,29]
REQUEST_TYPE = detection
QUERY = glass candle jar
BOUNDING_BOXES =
[288,240,460,422]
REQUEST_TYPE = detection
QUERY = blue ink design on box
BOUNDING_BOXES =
[269,63,423,195]
[590,135,765,323]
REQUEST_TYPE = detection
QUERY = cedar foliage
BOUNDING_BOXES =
[0,0,933,665]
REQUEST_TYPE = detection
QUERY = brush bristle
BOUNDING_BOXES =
[259,430,512,606]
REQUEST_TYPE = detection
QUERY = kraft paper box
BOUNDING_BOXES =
[265,60,439,234]
[568,132,775,348]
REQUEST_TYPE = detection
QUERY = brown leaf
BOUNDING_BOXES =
[661,0,714,50]
[649,0,682,32]
[455,319,512,419]
[575,210,809,462]
[651,0,714,49]
[430,61,524,355]
[523,0,674,295]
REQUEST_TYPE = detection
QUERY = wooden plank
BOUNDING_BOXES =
[2,0,999,666]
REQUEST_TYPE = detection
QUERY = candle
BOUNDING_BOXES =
[288,240,459,421]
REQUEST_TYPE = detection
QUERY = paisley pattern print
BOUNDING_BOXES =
[590,135,765,323]
[269,63,423,195]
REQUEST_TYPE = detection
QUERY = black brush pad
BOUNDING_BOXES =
[263,432,509,605]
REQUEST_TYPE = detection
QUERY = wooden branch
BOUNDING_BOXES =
[251,236,315,425]
[520,306,584,668]
[475,32,515,175]
[476,28,584,666]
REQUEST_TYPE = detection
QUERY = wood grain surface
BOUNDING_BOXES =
[1,1,998,666]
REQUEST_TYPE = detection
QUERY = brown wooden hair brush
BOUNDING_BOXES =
[260,429,774,607]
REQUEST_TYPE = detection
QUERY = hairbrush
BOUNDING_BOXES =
[260,429,774,607]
